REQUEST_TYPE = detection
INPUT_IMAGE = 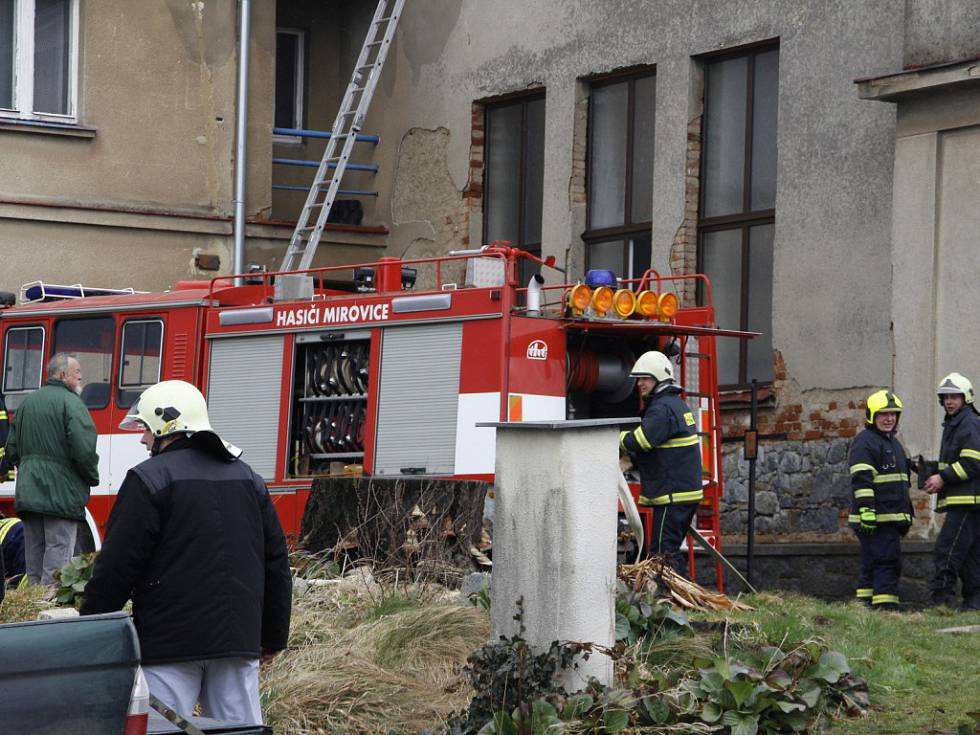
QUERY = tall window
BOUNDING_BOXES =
[483,93,545,283]
[698,45,778,388]
[0,0,79,119]
[585,71,655,281]
[274,29,305,132]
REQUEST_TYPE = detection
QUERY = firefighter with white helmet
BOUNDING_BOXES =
[81,380,292,723]
[847,390,913,609]
[619,350,703,575]
[923,372,980,608]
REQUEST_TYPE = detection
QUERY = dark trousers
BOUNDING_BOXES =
[930,507,980,606]
[651,503,698,577]
[855,526,902,605]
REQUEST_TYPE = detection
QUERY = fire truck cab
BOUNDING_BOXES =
[0,247,748,578]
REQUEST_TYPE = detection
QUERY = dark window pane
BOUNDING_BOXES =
[703,56,747,218]
[54,317,115,409]
[587,239,626,275]
[3,327,45,409]
[701,229,742,385]
[0,0,13,109]
[750,50,779,211]
[33,0,70,114]
[746,224,774,382]
[118,321,164,408]
[485,103,522,244]
[630,75,656,224]
[629,231,652,281]
[522,97,546,245]
[275,32,299,129]
[588,82,628,229]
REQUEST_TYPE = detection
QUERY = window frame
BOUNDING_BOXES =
[272,27,306,143]
[116,318,164,409]
[697,43,778,390]
[481,91,546,262]
[1,0,81,123]
[2,324,46,403]
[583,69,656,281]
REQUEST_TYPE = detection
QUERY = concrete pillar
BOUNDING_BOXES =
[479,418,633,690]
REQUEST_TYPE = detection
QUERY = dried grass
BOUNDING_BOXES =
[0,583,53,624]
[619,557,753,612]
[262,579,488,735]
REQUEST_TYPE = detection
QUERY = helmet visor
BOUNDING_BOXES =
[119,413,147,432]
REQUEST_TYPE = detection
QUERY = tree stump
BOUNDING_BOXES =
[299,476,489,583]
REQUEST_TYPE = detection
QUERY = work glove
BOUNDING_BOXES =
[858,507,877,534]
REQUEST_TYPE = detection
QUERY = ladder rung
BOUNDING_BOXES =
[273,159,378,173]
[355,64,376,72]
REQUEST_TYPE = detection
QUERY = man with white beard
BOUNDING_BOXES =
[4,353,99,588]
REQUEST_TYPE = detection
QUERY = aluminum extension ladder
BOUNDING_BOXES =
[279,0,406,273]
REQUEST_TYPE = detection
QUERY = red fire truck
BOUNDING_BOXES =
[0,246,748,579]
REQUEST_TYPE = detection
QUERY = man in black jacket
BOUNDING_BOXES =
[620,350,703,575]
[81,380,292,724]
[847,390,913,610]
[922,372,980,609]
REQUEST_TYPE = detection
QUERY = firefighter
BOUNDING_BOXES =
[0,515,26,588]
[81,380,292,724]
[848,390,913,610]
[620,350,703,575]
[922,372,980,609]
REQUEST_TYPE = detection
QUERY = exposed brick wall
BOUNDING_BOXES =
[459,102,486,249]
[670,110,702,306]
[716,351,935,541]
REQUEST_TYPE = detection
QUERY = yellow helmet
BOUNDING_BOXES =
[936,372,974,406]
[865,389,903,426]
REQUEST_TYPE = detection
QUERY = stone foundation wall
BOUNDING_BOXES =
[693,541,935,604]
[720,439,852,540]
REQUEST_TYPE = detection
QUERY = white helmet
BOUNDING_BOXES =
[121,380,241,457]
[937,372,975,406]
[629,351,674,383]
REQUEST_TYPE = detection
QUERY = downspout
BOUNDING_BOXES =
[232,0,251,284]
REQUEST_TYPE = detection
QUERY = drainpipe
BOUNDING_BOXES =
[232,0,251,284]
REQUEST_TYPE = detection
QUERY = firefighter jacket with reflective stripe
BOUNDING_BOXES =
[847,426,913,527]
[936,407,980,511]
[620,385,703,505]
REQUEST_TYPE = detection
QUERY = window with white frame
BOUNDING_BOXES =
[0,0,79,120]
[274,28,305,132]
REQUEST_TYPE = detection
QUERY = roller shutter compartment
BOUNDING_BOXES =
[207,335,285,479]
[374,323,462,475]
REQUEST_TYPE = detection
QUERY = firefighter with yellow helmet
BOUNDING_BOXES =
[848,390,913,609]
[923,372,980,609]
[619,351,703,575]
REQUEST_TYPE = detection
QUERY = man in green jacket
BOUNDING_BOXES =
[6,353,100,586]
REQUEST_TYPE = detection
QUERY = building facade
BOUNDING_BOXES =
[2,1,978,561]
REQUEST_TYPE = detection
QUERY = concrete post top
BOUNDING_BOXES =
[477,418,639,431]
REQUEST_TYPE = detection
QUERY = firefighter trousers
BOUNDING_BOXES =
[929,507,980,608]
[651,503,698,577]
[855,526,902,606]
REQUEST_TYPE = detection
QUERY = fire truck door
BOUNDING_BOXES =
[206,334,285,481]
[373,323,462,476]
